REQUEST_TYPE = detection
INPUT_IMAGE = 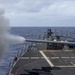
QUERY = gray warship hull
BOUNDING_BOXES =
[10,28,75,75]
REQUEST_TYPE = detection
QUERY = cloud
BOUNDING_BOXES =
[15,0,51,13]
[0,0,75,26]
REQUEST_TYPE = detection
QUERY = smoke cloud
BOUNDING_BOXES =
[0,8,25,60]
[5,34,25,44]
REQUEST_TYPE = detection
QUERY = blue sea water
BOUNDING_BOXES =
[0,27,75,75]
[11,27,75,39]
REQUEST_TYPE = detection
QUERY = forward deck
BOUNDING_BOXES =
[11,49,75,75]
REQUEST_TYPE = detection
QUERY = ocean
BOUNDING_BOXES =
[0,27,75,75]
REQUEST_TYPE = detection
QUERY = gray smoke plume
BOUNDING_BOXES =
[0,9,25,60]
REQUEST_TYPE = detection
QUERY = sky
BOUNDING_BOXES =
[0,0,75,27]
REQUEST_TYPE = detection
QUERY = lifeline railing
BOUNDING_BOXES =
[6,42,29,75]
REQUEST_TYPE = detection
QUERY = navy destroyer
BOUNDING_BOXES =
[9,28,75,75]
